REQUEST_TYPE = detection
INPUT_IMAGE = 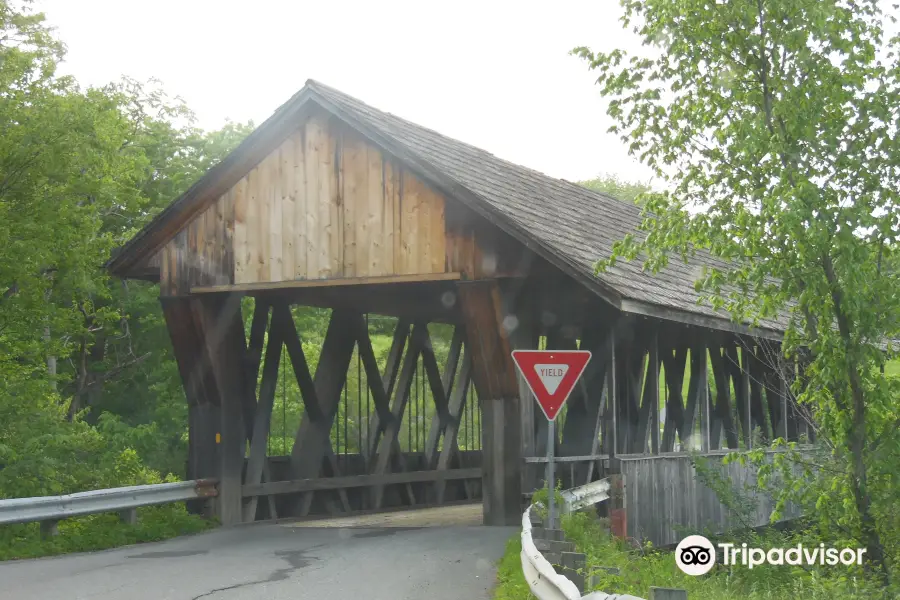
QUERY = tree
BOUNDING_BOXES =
[579,173,650,204]
[575,0,900,581]
[0,1,254,486]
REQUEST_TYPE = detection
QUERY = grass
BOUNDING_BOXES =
[0,504,216,561]
[493,536,533,600]
[494,511,893,600]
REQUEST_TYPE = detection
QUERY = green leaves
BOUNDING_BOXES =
[0,2,256,500]
[578,0,900,581]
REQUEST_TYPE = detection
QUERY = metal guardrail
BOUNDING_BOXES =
[561,478,610,513]
[520,504,644,600]
[522,477,689,599]
[0,479,218,527]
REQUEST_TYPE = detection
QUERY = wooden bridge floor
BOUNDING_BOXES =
[280,502,483,529]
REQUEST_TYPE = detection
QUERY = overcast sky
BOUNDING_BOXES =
[37,0,654,185]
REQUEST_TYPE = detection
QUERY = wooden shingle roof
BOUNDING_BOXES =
[108,80,785,337]
[306,81,784,337]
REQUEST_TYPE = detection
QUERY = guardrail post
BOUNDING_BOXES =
[649,587,688,599]
[609,472,627,540]
[560,551,585,593]
[39,520,59,539]
[118,508,138,525]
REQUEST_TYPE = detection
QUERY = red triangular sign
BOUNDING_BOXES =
[511,350,592,421]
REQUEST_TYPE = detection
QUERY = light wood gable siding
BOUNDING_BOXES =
[232,114,447,285]
[158,113,449,296]
[157,111,540,297]
[160,192,234,296]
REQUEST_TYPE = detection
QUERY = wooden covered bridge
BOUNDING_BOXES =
[106,80,811,535]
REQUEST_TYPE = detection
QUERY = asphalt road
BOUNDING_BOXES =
[0,506,515,600]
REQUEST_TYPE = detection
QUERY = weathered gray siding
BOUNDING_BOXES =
[621,452,802,547]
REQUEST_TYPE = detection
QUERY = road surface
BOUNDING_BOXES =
[0,505,514,600]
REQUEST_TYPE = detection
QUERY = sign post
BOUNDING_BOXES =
[512,349,591,529]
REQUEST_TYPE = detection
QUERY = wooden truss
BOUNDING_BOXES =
[518,320,813,492]
[184,297,487,523]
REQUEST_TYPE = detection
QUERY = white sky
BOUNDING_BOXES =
[36,0,655,185]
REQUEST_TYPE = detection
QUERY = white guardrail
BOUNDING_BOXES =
[520,504,644,600]
[560,478,610,513]
[0,479,218,526]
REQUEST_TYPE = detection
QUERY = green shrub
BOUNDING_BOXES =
[558,511,894,600]
[0,503,215,561]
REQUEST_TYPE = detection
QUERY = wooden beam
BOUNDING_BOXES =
[160,297,217,409]
[623,342,646,454]
[605,335,618,461]
[191,272,462,294]
[643,332,660,454]
[748,344,769,440]
[725,344,750,448]
[161,297,219,502]
[424,326,464,470]
[191,294,247,526]
[510,302,540,491]
[354,315,416,507]
[560,324,610,483]
[740,345,752,448]
[457,280,521,526]
[684,341,707,450]
[363,318,409,459]
[232,297,278,521]
[661,347,687,452]
[243,468,483,497]
[287,310,357,514]
[435,352,474,503]
[242,303,286,522]
[371,323,426,509]
[709,346,739,449]
[785,359,799,442]
[281,305,323,422]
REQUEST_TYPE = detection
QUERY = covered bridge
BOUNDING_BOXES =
[106,80,810,534]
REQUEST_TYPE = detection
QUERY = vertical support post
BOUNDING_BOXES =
[606,335,617,462]
[778,366,788,440]
[118,509,138,525]
[560,552,586,593]
[609,472,626,540]
[741,345,752,448]
[649,331,660,455]
[547,419,556,529]
[192,294,247,527]
[512,303,539,493]
[458,281,522,526]
[40,520,59,539]
[187,403,220,515]
[698,342,710,453]
[161,297,220,516]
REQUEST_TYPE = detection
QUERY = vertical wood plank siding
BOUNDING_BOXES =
[620,452,802,547]
[159,110,533,296]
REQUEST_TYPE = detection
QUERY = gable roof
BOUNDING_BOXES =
[107,79,785,338]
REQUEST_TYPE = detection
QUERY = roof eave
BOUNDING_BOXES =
[619,298,785,340]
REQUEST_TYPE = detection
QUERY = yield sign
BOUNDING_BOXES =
[511,350,592,421]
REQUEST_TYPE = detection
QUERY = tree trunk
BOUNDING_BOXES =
[823,255,889,583]
[44,325,56,391]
